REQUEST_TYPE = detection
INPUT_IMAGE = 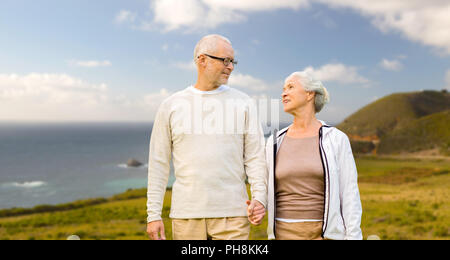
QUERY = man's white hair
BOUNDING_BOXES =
[287,71,330,113]
[193,34,232,64]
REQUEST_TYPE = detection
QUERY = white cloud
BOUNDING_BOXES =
[131,0,309,32]
[151,0,209,31]
[228,73,270,91]
[0,73,107,104]
[143,88,172,109]
[201,0,309,11]
[316,0,450,55]
[379,58,403,71]
[115,10,137,24]
[125,1,450,55]
[303,63,370,85]
[0,73,170,122]
[68,60,112,68]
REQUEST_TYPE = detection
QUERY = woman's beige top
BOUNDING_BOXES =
[275,135,324,220]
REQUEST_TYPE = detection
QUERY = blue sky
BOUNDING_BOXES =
[1,0,449,123]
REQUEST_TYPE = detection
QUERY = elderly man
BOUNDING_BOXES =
[146,34,267,240]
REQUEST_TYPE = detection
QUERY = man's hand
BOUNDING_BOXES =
[246,200,265,225]
[147,220,166,240]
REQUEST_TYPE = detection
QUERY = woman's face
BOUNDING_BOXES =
[281,76,314,114]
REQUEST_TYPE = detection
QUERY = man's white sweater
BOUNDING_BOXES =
[147,85,267,223]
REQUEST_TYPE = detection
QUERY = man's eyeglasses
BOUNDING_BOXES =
[203,54,238,66]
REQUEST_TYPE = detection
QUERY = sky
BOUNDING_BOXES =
[1,0,449,124]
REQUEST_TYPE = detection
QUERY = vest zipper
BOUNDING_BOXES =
[319,126,331,238]
[272,129,279,234]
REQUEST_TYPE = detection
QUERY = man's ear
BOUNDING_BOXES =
[197,54,206,67]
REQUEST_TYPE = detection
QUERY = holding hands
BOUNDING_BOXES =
[246,200,266,225]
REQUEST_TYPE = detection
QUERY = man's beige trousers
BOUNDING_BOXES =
[172,217,250,240]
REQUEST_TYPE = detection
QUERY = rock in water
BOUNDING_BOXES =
[127,159,143,167]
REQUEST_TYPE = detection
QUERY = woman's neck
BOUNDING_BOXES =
[288,107,321,137]
[292,116,316,130]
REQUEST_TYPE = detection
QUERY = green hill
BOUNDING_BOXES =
[338,90,449,137]
[378,110,450,155]
[337,90,450,155]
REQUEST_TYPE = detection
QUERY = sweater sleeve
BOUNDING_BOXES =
[147,100,172,223]
[337,133,363,240]
[243,101,268,208]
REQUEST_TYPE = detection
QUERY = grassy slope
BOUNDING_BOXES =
[0,157,449,240]
[357,156,449,239]
[337,90,450,137]
[337,93,418,137]
[377,110,450,155]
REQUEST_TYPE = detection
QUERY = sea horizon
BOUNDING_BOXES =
[0,120,338,210]
[0,121,163,210]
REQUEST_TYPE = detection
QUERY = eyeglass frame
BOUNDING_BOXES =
[201,54,238,66]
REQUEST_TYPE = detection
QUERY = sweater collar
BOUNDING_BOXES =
[187,85,230,95]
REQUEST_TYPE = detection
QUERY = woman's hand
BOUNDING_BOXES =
[246,200,265,225]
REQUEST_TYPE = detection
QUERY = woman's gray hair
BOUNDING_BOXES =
[287,71,330,113]
[193,34,232,64]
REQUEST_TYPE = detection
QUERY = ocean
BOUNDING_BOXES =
[0,121,292,210]
[0,122,175,210]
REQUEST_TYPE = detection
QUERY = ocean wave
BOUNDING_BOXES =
[5,181,47,188]
[117,163,148,169]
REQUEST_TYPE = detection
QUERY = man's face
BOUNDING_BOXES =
[203,41,235,86]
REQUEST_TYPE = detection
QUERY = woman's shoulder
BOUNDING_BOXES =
[329,126,348,137]
[277,125,290,136]
[323,126,351,144]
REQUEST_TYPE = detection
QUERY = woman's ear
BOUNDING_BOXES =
[307,91,316,102]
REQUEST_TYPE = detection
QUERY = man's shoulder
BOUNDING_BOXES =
[227,87,251,98]
[159,87,191,105]
[225,87,257,103]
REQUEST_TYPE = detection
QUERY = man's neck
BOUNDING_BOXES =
[194,78,220,91]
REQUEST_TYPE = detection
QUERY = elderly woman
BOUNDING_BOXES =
[263,71,362,240]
